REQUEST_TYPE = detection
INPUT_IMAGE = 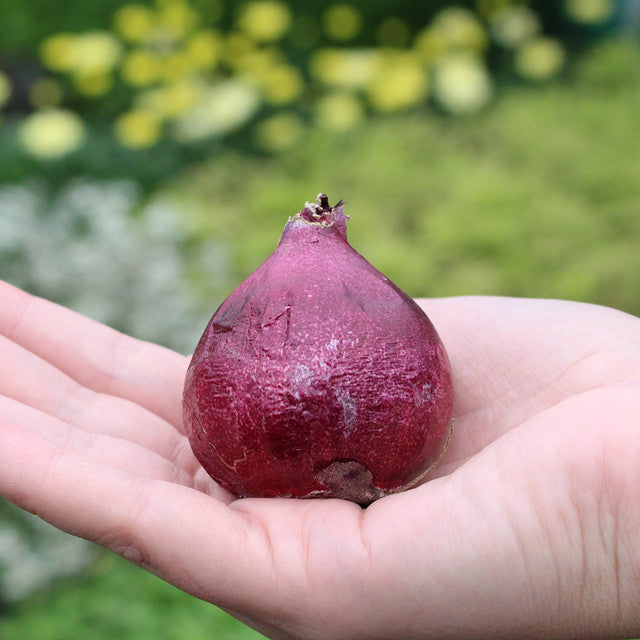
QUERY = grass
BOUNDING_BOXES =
[0,552,265,640]
[0,36,639,640]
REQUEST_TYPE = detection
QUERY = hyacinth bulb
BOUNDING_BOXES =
[183,195,454,504]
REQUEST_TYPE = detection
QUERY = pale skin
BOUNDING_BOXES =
[1,279,640,640]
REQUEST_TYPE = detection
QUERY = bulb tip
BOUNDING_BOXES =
[298,193,345,225]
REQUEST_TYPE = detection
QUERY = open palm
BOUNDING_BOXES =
[1,280,639,640]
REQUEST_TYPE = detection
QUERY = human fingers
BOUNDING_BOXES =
[0,333,191,465]
[0,418,299,638]
[0,281,188,430]
[0,394,216,493]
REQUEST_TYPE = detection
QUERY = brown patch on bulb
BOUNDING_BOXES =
[315,460,387,504]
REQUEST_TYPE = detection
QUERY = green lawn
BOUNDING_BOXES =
[0,552,265,640]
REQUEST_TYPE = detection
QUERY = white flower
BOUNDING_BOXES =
[0,178,227,352]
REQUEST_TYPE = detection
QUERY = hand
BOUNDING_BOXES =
[1,279,639,640]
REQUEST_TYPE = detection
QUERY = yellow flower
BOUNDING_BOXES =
[18,109,86,159]
[314,93,364,131]
[259,64,304,105]
[185,29,221,70]
[323,5,362,41]
[565,0,615,24]
[138,79,203,119]
[74,32,122,75]
[113,4,155,43]
[42,31,122,76]
[414,28,449,64]
[515,37,565,81]
[0,71,12,108]
[366,52,428,112]
[237,1,292,43]
[433,53,493,115]
[115,108,162,147]
[254,112,304,152]
[223,32,256,69]
[173,80,261,141]
[311,48,380,89]
[161,50,194,82]
[121,50,161,86]
[40,33,78,72]
[78,32,121,74]
[157,0,199,38]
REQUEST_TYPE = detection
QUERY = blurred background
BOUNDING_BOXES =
[1,0,639,637]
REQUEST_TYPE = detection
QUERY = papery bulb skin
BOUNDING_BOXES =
[183,195,453,504]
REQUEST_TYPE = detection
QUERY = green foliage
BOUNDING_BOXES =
[0,552,265,639]
[175,37,640,318]
[0,0,128,53]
